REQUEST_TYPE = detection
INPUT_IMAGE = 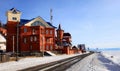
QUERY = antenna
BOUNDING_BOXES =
[50,8,53,24]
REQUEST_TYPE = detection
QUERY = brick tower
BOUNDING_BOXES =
[56,24,64,46]
[6,8,21,52]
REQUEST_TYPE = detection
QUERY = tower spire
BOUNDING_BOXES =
[58,24,62,30]
[50,8,53,24]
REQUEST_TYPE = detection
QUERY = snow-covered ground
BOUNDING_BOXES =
[0,54,81,71]
[102,50,120,66]
[1,51,120,71]
[67,52,120,71]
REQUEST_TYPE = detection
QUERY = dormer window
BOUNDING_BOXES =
[12,17,17,20]
[12,10,17,14]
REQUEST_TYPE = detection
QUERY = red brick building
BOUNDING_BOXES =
[55,24,73,54]
[6,8,82,55]
[6,8,56,54]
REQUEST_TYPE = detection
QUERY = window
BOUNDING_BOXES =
[24,28,27,33]
[32,29,35,34]
[12,17,17,20]
[30,36,33,42]
[41,29,44,34]
[50,45,53,50]
[34,36,37,41]
[31,21,46,27]
[42,30,44,34]
[46,30,48,34]
[50,30,52,34]
[46,45,49,50]
[12,10,17,14]
[24,38,27,43]
[46,39,50,43]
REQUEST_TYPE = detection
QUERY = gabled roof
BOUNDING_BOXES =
[9,8,21,13]
[20,17,56,28]
[72,46,79,49]
[63,33,71,37]
[46,22,56,28]
[20,19,31,26]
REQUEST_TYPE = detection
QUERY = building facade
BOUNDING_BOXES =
[78,44,86,53]
[6,8,56,54]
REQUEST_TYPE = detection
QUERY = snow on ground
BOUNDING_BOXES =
[0,54,81,71]
[102,50,120,66]
[66,53,120,71]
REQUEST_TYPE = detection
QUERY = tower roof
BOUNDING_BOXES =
[63,33,71,37]
[9,8,21,13]
[57,24,63,30]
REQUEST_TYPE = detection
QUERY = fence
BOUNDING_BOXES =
[0,53,10,62]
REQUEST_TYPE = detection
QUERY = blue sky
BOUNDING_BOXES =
[0,0,120,48]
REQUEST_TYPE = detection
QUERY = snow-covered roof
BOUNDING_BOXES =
[0,34,6,42]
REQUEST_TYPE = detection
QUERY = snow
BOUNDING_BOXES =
[45,51,56,56]
[0,34,6,42]
[1,51,120,71]
[66,53,120,71]
[102,50,120,66]
[0,34,6,51]
[0,54,81,71]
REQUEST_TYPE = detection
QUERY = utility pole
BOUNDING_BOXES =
[50,8,53,24]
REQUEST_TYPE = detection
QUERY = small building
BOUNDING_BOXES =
[0,24,7,52]
[78,44,86,53]
[0,34,6,52]
[55,24,73,54]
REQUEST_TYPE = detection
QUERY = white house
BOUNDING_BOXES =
[0,33,6,52]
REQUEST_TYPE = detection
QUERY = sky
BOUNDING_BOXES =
[0,0,120,48]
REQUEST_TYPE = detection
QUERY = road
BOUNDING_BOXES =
[20,52,93,71]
